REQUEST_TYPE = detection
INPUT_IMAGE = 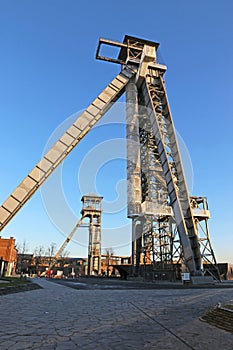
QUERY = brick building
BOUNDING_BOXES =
[16,254,87,277]
[0,236,17,277]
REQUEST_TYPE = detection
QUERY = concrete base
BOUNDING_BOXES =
[191,276,215,285]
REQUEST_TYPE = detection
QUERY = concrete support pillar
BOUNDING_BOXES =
[126,78,141,217]
[126,79,144,276]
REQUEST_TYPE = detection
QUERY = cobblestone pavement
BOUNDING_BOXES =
[0,278,233,349]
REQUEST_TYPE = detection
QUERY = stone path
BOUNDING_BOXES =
[0,278,233,349]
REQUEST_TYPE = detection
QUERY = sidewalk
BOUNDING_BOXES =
[0,278,233,349]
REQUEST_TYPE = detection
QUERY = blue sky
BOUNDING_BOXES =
[0,1,232,262]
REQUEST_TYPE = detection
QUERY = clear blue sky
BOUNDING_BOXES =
[0,1,232,262]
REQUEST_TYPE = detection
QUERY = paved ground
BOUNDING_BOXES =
[0,278,233,349]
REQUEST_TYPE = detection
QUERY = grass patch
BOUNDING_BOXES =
[0,277,42,296]
[224,304,233,310]
[0,277,30,288]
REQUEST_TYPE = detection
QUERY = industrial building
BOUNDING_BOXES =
[0,236,17,277]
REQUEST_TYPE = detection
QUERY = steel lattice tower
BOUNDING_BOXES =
[0,35,220,282]
[121,36,219,281]
[81,195,103,276]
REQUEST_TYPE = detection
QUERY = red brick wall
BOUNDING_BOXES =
[0,236,17,263]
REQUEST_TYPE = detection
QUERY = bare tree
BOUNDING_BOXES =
[105,247,114,257]
[46,242,57,263]
[15,239,30,274]
[16,239,29,254]
[60,249,70,258]
[34,245,45,273]
[34,245,45,257]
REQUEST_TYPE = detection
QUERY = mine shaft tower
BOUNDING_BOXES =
[40,194,103,277]
[96,36,219,281]
[0,35,219,281]
[81,194,103,276]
